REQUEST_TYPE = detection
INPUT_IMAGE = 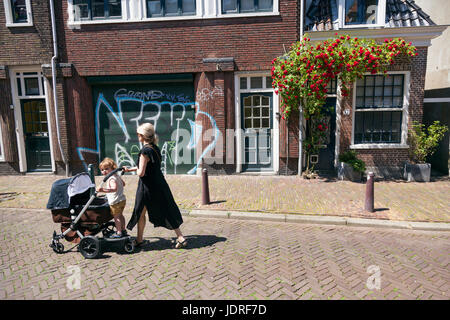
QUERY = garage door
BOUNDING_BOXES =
[91,76,195,174]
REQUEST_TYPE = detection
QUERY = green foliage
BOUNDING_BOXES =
[271,34,416,174]
[338,150,366,173]
[408,121,448,164]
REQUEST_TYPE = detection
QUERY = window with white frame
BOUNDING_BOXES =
[222,0,273,14]
[353,73,407,144]
[72,0,122,21]
[146,0,196,17]
[3,0,33,26]
[334,0,386,28]
[68,0,279,24]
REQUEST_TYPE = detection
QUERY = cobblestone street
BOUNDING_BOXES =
[1,208,448,300]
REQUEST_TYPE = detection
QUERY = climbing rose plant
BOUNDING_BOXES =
[271,34,417,174]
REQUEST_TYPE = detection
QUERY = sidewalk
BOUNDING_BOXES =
[0,174,449,224]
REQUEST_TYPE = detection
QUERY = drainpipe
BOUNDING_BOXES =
[298,0,305,176]
[49,0,69,176]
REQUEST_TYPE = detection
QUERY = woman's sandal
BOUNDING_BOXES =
[134,239,149,248]
[174,239,188,249]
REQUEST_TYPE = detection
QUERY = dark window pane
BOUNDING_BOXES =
[108,0,122,17]
[147,0,162,16]
[11,0,28,23]
[357,74,404,109]
[17,78,22,96]
[25,78,40,96]
[355,111,402,143]
[250,77,262,89]
[345,0,378,25]
[240,77,247,90]
[73,0,89,19]
[223,0,238,12]
[92,0,105,17]
[259,0,272,10]
[165,0,178,14]
[241,0,255,12]
[182,0,196,14]
[266,76,272,88]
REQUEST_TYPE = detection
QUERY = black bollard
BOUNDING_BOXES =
[365,172,375,212]
[202,168,210,205]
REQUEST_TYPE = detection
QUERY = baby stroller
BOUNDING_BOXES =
[47,167,134,259]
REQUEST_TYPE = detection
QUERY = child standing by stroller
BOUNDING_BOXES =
[97,158,128,238]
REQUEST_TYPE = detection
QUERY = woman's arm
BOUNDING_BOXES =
[136,154,149,177]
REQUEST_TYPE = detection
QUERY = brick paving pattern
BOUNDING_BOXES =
[0,208,449,300]
[0,175,449,222]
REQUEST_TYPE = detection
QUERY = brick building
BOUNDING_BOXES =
[0,0,446,178]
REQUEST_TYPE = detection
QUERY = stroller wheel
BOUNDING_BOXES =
[52,242,64,254]
[79,236,101,259]
[123,239,135,254]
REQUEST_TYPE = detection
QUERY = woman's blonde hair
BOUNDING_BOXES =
[99,157,117,170]
[137,122,158,145]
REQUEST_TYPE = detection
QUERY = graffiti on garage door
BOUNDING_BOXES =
[76,84,221,175]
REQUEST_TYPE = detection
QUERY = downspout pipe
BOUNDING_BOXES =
[49,0,69,176]
[298,0,304,176]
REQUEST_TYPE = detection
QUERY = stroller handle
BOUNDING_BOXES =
[102,167,124,183]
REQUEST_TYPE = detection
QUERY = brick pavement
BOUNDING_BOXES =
[0,207,449,300]
[0,174,449,222]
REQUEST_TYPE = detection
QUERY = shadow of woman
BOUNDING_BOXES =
[136,235,227,252]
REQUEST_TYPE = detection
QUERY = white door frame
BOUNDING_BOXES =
[8,66,56,173]
[234,72,279,174]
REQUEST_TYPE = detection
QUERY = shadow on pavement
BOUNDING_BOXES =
[137,235,227,252]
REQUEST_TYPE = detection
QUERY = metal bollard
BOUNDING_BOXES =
[202,168,210,205]
[88,164,95,196]
[365,172,375,212]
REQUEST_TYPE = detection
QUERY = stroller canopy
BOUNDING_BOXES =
[47,173,95,210]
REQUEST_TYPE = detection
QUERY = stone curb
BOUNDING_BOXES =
[3,207,449,232]
[186,209,450,232]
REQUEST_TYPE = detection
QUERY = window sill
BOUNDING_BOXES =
[68,11,280,26]
[350,144,409,149]
[341,24,385,29]
[6,22,33,27]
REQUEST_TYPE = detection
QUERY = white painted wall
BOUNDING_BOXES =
[414,0,450,90]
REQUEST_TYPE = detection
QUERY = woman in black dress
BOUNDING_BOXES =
[124,123,187,249]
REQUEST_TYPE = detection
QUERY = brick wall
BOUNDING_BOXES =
[338,47,429,177]
[0,0,53,65]
[59,1,298,76]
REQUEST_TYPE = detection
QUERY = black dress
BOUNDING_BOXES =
[126,143,183,231]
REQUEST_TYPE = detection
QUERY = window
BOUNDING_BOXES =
[344,0,378,25]
[3,0,32,26]
[337,0,386,28]
[147,0,196,17]
[73,0,122,21]
[243,95,271,129]
[14,72,46,98]
[222,0,273,14]
[239,75,272,91]
[353,74,407,144]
